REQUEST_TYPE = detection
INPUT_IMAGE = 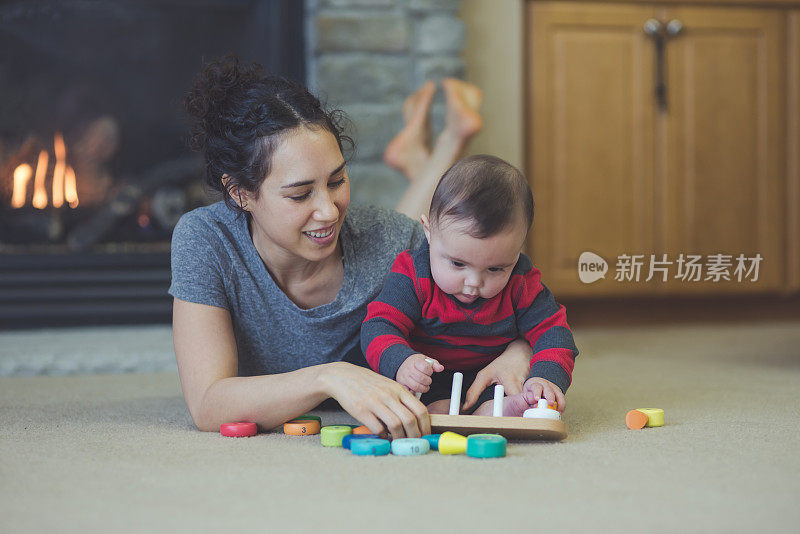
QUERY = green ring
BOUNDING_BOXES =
[320,425,353,447]
[466,434,507,458]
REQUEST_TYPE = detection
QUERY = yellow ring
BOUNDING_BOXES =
[636,408,665,427]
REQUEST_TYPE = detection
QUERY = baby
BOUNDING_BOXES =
[361,154,578,416]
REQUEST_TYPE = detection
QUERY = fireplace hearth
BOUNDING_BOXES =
[0,0,305,328]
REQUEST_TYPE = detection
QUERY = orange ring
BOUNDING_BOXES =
[352,425,372,435]
[284,419,321,436]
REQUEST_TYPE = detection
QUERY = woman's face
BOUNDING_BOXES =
[242,126,350,265]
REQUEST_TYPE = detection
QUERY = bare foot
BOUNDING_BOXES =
[441,78,483,141]
[472,393,531,417]
[383,80,435,180]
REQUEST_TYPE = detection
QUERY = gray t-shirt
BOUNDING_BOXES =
[168,201,425,376]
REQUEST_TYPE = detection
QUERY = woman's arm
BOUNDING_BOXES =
[173,298,327,431]
[172,298,430,437]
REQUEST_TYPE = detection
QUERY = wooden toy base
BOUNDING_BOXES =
[430,414,567,441]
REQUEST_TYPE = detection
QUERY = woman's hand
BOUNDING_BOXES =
[321,362,431,438]
[462,339,531,411]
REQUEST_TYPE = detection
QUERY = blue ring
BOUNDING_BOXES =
[342,434,379,450]
[351,438,391,456]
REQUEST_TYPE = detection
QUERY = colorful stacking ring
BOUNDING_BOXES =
[342,434,379,450]
[351,438,391,456]
[636,408,665,427]
[625,409,649,429]
[438,431,468,455]
[391,438,430,456]
[320,425,353,447]
[284,419,321,436]
[351,425,373,435]
[292,414,322,424]
[466,434,507,459]
[422,434,442,451]
[220,422,257,438]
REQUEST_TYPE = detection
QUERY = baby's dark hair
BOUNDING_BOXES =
[184,55,353,212]
[429,155,534,238]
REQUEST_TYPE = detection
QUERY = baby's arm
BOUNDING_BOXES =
[361,251,424,379]
[514,264,578,408]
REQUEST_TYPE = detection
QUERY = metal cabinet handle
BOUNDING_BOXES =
[643,18,663,36]
[643,19,667,111]
[666,19,684,37]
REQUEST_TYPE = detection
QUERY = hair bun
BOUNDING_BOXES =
[184,56,263,150]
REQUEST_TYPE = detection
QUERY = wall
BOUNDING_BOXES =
[306,0,466,209]
[460,0,524,170]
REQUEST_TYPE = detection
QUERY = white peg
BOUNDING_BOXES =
[449,372,463,415]
[492,384,504,417]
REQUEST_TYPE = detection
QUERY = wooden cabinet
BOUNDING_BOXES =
[790,10,800,292]
[526,1,797,297]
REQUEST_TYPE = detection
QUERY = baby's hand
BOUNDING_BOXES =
[522,377,566,414]
[396,354,444,395]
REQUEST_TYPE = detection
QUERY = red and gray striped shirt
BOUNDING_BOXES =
[361,239,578,393]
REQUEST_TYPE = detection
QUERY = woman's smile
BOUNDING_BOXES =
[303,225,337,245]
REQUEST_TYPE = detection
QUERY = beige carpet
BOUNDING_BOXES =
[1,321,799,534]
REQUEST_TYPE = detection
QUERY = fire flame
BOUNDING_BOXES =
[10,133,79,209]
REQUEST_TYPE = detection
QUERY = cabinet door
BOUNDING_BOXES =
[661,6,786,293]
[527,2,658,297]
[789,10,800,292]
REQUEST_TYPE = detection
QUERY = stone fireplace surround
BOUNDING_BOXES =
[306,0,465,209]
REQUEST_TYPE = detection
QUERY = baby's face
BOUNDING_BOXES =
[424,216,527,304]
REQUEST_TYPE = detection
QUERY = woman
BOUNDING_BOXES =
[170,57,531,438]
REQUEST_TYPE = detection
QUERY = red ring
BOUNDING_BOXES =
[220,421,258,437]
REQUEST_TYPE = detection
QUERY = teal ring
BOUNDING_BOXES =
[466,434,507,458]
[422,434,441,451]
[351,438,391,456]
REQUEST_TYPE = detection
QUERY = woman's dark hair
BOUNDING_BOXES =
[185,55,353,212]
[429,154,534,238]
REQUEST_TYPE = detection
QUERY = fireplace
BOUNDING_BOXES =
[0,0,305,328]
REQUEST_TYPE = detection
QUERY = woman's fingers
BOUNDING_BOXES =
[496,370,524,396]
[328,364,429,438]
[376,394,424,438]
[462,368,492,410]
[398,391,431,436]
[358,411,388,437]
[373,402,406,438]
